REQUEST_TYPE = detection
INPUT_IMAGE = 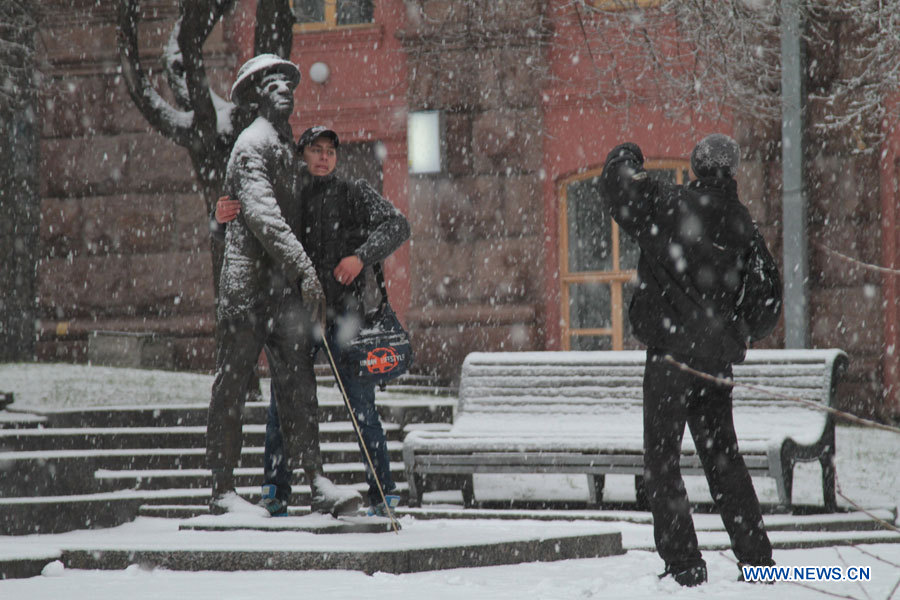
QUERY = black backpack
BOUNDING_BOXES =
[735,229,783,342]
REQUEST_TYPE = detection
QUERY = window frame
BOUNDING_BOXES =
[292,0,375,32]
[591,0,660,9]
[558,159,690,351]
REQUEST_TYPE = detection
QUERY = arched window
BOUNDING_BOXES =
[558,160,690,351]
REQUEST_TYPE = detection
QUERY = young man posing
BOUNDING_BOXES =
[600,134,782,585]
[218,126,410,517]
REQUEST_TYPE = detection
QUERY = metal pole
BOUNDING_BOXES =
[781,0,808,348]
[321,334,400,534]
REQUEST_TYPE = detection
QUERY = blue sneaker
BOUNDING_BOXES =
[257,484,289,517]
[367,495,401,518]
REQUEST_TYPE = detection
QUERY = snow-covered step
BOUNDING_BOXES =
[94,461,407,490]
[0,441,405,497]
[6,392,455,430]
[393,506,898,533]
[0,421,404,452]
[137,482,413,518]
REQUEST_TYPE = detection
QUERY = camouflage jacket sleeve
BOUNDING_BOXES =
[348,178,411,266]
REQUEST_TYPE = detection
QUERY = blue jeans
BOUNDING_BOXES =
[263,329,396,506]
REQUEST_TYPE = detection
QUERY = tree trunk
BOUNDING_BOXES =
[0,1,39,362]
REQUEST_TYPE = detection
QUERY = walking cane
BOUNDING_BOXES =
[321,332,401,534]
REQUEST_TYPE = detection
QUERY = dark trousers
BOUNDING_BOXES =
[207,295,321,481]
[643,348,773,570]
[263,375,292,500]
[264,325,396,506]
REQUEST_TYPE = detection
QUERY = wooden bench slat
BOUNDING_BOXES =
[415,453,772,470]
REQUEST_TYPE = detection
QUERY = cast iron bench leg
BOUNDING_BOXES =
[821,453,837,512]
[634,475,649,510]
[589,475,605,507]
[408,471,426,508]
[778,447,795,513]
[460,475,475,508]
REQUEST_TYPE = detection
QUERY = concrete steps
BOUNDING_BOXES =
[0,390,456,535]
[0,440,410,495]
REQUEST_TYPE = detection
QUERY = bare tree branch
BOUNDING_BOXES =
[575,0,900,146]
[117,0,194,147]
[178,0,233,149]
[254,0,293,58]
[116,0,302,310]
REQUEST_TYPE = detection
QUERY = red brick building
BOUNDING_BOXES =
[30,0,899,420]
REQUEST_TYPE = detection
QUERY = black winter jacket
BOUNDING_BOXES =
[294,166,410,318]
[599,143,780,363]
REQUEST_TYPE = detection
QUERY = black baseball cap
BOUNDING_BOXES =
[297,126,340,152]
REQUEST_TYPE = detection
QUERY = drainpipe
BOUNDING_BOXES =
[781,0,808,348]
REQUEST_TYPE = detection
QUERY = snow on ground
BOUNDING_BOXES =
[1,540,898,600]
[0,363,898,598]
[0,363,216,408]
[1,513,899,600]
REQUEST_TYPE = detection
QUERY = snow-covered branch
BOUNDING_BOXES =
[574,0,900,145]
[117,0,195,146]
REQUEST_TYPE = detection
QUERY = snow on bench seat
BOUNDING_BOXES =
[402,349,848,510]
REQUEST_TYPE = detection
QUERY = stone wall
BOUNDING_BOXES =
[399,0,551,382]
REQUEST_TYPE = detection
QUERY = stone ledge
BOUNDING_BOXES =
[178,513,396,534]
[88,331,174,370]
[0,557,61,580]
[58,531,622,575]
[0,495,143,535]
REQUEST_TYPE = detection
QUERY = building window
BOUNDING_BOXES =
[294,0,374,30]
[559,161,690,351]
[407,111,442,174]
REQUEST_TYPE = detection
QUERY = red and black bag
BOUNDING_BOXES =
[339,263,413,388]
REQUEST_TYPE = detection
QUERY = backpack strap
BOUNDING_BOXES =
[372,262,390,312]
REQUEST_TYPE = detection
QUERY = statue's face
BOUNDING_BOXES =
[257,72,294,120]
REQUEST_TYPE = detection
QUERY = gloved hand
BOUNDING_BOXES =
[604,142,644,167]
[297,273,325,306]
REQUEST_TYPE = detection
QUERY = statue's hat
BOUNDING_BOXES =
[230,54,300,106]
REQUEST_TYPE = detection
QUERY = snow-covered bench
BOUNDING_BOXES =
[402,349,848,511]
